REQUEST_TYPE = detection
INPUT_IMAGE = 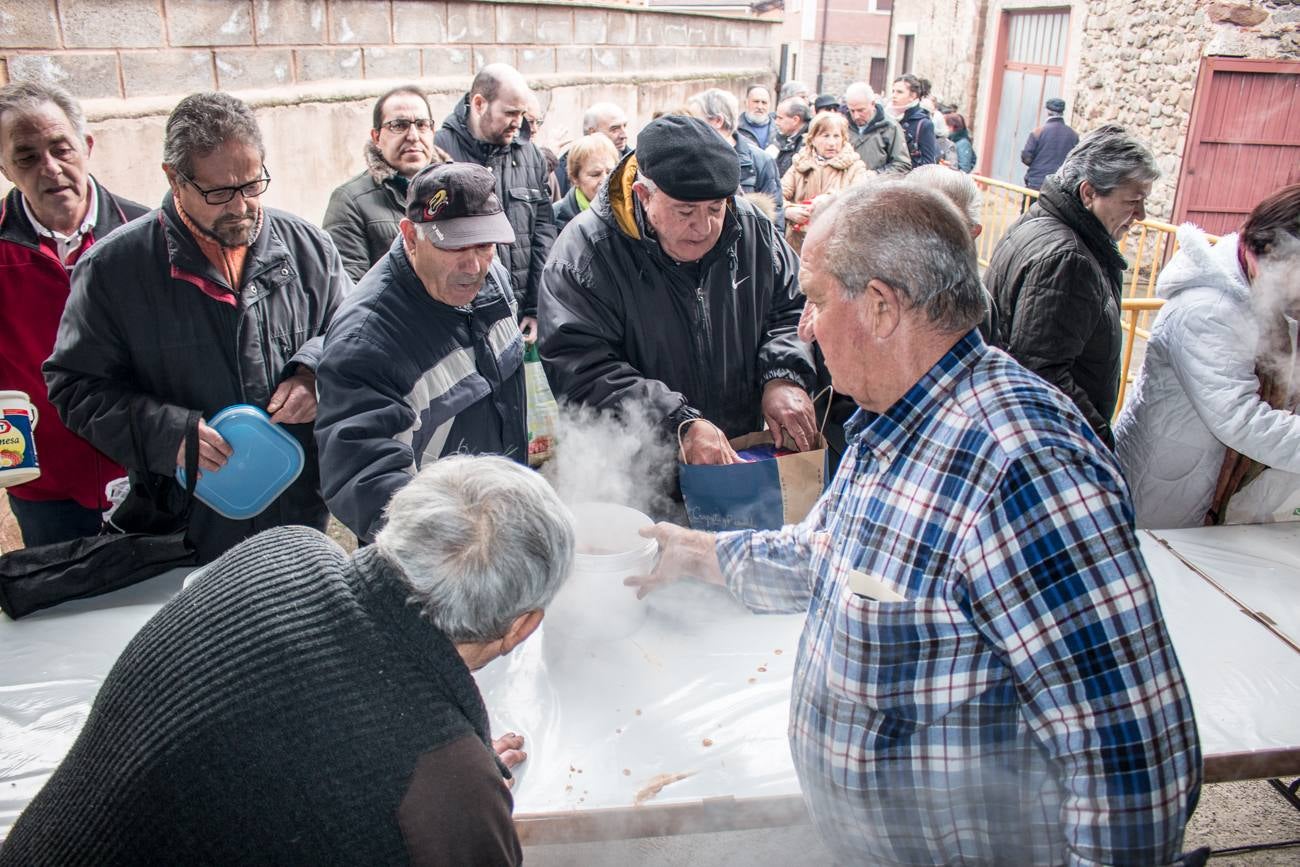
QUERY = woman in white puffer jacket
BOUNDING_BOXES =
[1115,184,1300,529]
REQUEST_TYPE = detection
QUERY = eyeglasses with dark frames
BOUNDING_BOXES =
[175,166,271,205]
[379,118,434,135]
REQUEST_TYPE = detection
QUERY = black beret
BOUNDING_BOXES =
[635,115,740,202]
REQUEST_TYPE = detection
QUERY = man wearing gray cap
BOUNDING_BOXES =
[315,162,526,543]
[1021,97,1079,190]
[538,115,816,465]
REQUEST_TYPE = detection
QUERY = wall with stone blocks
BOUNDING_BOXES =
[0,0,778,222]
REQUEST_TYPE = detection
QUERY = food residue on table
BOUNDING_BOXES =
[747,677,757,684]
[635,708,642,716]
[702,738,714,747]
[633,771,696,806]
[774,648,784,655]
[622,768,631,776]
[757,665,767,672]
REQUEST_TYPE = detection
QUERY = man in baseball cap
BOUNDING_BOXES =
[314,161,528,542]
[538,114,816,467]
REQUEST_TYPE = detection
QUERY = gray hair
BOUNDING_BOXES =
[688,88,738,134]
[0,80,87,145]
[163,92,264,179]
[582,101,623,134]
[633,169,658,195]
[1054,124,1159,197]
[777,97,810,123]
[779,80,810,101]
[375,455,575,643]
[814,182,986,333]
[905,164,982,230]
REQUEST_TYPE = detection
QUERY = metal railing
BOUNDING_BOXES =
[970,175,1220,417]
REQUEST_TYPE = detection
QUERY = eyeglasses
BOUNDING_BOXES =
[380,118,434,134]
[176,167,271,205]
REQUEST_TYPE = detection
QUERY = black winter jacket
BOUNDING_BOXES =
[537,152,815,439]
[44,195,347,562]
[1021,116,1080,190]
[323,141,452,283]
[736,135,785,233]
[898,104,938,167]
[435,96,556,317]
[987,176,1128,446]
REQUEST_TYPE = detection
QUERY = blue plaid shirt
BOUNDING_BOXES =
[717,331,1201,866]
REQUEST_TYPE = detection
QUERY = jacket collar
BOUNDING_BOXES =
[1035,175,1129,278]
[160,191,285,294]
[447,94,518,162]
[0,177,130,249]
[387,235,512,316]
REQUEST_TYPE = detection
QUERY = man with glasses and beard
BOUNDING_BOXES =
[45,92,348,563]
[325,85,450,282]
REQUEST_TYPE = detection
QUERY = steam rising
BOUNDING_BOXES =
[542,401,677,519]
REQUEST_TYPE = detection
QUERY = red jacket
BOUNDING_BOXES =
[0,180,146,507]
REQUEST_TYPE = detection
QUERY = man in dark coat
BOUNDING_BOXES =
[771,96,809,180]
[988,124,1158,447]
[538,116,817,466]
[316,163,526,544]
[435,64,556,341]
[44,92,346,563]
[842,82,912,175]
[689,88,785,233]
[1022,98,1080,190]
[0,455,574,867]
[323,85,450,282]
[0,81,146,546]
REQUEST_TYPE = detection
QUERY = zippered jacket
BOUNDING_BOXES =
[435,96,556,318]
[0,180,145,509]
[537,151,814,439]
[44,193,347,562]
[315,238,526,543]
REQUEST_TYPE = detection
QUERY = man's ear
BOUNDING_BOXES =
[501,609,543,654]
[83,133,95,160]
[864,278,903,339]
[369,127,382,147]
[1078,179,1096,208]
[162,163,181,197]
[470,93,488,117]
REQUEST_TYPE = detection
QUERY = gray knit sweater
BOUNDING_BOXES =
[1,526,521,866]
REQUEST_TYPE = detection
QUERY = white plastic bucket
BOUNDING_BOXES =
[0,390,41,488]
[545,502,657,641]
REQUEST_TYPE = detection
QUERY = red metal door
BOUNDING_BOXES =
[1173,58,1300,236]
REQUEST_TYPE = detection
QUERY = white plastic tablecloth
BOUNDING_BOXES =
[3,531,1300,843]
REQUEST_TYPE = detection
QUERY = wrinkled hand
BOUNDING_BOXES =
[267,369,317,424]
[179,418,232,474]
[762,379,817,451]
[623,523,724,600]
[680,419,739,465]
[786,204,811,227]
[519,316,538,344]
[493,732,527,787]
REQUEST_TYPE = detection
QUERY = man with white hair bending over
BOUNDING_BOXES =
[1,455,574,867]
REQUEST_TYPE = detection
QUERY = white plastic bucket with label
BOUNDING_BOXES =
[0,390,41,488]
[545,502,657,642]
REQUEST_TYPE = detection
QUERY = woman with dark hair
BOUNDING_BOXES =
[1115,184,1300,528]
[889,73,937,166]
[943,112,977,173]
[987,124,1160,446]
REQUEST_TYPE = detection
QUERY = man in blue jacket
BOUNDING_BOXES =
[315,163,525,543]
[1022,98,1080,190]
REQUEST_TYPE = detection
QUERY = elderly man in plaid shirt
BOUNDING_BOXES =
[634,183,1203,865]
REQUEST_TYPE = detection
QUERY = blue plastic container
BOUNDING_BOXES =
[176,404,305,520]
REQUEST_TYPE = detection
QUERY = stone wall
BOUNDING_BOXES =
[888,0,987,117]
[1074,0,1299,219]
[0,0,777,221]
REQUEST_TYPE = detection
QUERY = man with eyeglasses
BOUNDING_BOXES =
[324,85,451,283]
[436,63,555,343]
[45,92,348,563]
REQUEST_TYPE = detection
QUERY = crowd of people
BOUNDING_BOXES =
[1,60,1297,865]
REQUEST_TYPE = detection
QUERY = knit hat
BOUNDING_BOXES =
[1045,98,1066,113]
[636,115,740,202]
[406,162,515,249]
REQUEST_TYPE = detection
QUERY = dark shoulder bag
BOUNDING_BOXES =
[0,411,200,619]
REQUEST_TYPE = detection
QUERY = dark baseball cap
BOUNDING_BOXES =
[406,162,515,249]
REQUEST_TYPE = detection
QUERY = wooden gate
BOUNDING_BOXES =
[1173,58,1300,237]
[983,8,1070,183]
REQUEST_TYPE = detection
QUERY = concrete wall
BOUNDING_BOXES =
[0,0,778,222]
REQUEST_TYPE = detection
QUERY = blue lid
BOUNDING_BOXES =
[176,404,305,520]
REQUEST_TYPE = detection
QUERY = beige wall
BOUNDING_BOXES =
[0,0,777,221]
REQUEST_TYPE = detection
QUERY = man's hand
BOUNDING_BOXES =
[267,368,318,424]
[519,316,538,344]
[624,522,724,599]
[180,419,233,474]
[762,379,817,451]
[493,732,527,787]
[680,419,739,465]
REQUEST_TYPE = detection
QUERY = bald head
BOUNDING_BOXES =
[469,63,531,146]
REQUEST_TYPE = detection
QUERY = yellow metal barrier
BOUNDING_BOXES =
[1117,297,1165,416]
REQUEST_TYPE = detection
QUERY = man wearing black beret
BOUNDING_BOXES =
[537,114,816,464]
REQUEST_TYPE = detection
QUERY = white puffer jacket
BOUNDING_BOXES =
[1114,226,1300,528]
